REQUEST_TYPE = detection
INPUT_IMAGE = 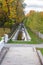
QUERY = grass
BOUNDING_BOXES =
[26,27,43,44]
[0,37,2,41]
[37,48,43,55]
[8,39,31,44]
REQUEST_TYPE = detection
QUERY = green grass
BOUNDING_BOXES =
[0,37,2,41]
[26,27,43,44]
[37,48,43,55]
[8,39,31,44]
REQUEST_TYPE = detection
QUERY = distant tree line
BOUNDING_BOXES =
[25,10,43,33]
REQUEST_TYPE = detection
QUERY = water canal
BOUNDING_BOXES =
[12,24,31,41]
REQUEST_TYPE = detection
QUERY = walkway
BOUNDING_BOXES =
[1,47,41,65]
[5,44,43,48]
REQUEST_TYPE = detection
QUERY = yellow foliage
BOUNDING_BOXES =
[0,0,24,23]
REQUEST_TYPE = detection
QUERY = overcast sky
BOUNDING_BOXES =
[24,0,43,14]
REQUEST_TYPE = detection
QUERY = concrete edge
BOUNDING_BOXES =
[33,47,36,52]
[24,26,31,41]
[37,50,43,65]
[9,25,21,40]
[0,47,9,65]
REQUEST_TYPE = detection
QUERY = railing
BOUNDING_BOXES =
[0,37,4,52]
[0,35,8,52]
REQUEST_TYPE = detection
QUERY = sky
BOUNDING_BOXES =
[24,0,43,14]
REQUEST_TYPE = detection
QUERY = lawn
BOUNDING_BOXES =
[8,39,31,44]
[37,48,43,55]
[26,27,43,44]
[0,37,2,41]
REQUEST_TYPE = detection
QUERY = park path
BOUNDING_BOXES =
[1,47,41,65]
[5,43,43,48]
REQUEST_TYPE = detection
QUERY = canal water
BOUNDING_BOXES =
[17,27,27,41]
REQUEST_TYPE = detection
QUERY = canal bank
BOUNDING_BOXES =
[12,23,31,41]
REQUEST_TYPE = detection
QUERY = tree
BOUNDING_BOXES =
[0,0,25,27]
[25,10,43,33]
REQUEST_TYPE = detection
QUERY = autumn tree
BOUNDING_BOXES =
[9,0,25,23]
[0,0,25,27]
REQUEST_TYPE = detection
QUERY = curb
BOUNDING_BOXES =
[0,47,9,65]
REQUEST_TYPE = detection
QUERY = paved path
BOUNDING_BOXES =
[1,47,41,65]
[5,44,43,48]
